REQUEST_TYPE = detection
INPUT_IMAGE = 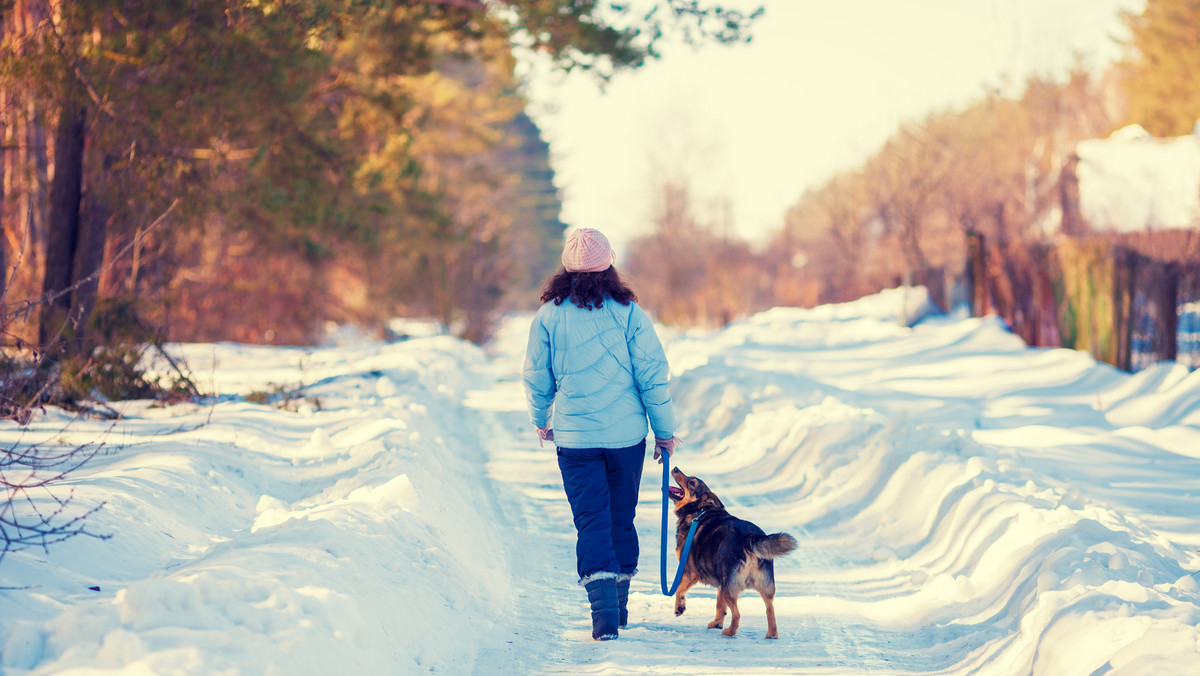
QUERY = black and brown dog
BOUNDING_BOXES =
[667,467,797,638]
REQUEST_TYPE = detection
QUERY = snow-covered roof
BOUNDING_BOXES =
[1075,123,1200,232]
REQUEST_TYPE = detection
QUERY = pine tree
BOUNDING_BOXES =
[2,0,762,351]
[1121,0,1200,136]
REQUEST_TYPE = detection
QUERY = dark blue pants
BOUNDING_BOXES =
[557,440,647,580]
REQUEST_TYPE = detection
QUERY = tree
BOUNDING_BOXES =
[776,170,879,304]
[772,65,1117,310]
[862,121,955,271]
[626,175,774,327]
[4,0,344,347]
[39,101,85,348]
[2,0,762,351]
[501,111,569,303]
[1120,0,1200,136]
[1,0,53,335]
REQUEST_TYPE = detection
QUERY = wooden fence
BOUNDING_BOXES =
[965,231,1200,372]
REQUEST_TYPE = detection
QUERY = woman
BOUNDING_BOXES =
[523,227,678,641]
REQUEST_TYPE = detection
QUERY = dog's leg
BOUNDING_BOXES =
[763,591,778,639]
[720,591,741,637]
[707,593,727,629]
[759,567,779,639]
[674,572,698,616]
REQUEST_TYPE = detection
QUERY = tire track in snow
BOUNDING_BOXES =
[463,365,583,673]
[787,524,895,672]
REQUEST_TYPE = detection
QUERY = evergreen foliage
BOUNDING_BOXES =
[0,0,760,358]
[1121,0,1200,136]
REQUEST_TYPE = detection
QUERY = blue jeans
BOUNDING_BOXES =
[557,440,647,580]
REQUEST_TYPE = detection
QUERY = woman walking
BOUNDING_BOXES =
[523,228,678,641]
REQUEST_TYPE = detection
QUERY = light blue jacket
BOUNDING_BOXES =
[523,297,675,449]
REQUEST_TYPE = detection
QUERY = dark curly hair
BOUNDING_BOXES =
[540,267,638,310]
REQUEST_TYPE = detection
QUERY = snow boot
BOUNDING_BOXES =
[616,577,630,627]
[584,576,620,640]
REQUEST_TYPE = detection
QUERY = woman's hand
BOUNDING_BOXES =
[653,436,680,463]
[536,426,554,448]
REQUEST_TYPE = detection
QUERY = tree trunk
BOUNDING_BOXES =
[2,0,52,345]
[71,153,112,342]
[1059,153,1082,236]
[26,97,47,273]
[38,103,86,348]
[0,86,7,304]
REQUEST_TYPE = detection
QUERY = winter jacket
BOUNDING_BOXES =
[523,296,675,449]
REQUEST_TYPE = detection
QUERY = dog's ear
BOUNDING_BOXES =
[694,480,724,511]
[700,492,724,510]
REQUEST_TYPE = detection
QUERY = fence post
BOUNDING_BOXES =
[1060,153,1083,236]
[966,232,987,317]
[1162,263,1180,362]
[1113,248,1135,372]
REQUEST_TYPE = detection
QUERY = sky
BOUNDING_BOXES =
[523,0,1146,255]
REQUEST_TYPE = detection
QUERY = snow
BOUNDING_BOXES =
[1076,123,1200,232]
[3,287,1200,674]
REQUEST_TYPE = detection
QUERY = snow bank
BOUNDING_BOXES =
[659,290,1200,674]
[1,337,506,674]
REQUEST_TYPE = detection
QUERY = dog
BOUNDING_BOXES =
[667,467,797,638]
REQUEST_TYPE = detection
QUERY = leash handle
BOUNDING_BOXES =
[660,449,701,596]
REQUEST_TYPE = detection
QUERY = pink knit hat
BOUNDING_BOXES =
[561,228,616,272]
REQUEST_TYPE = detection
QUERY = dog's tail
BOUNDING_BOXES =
[752,532,797,560]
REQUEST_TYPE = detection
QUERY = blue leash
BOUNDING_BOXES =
[659,449,702,596]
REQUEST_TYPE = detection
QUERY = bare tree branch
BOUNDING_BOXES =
[1,423,113,566]
[0,198,179,329]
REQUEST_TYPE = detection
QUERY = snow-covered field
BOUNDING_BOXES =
[3,288,1199,675]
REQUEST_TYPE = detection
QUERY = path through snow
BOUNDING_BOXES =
[465,355,898,674]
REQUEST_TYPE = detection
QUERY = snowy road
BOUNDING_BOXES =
[471,291,1200,675]
[2,290,1199,674]
[464,360,901,675]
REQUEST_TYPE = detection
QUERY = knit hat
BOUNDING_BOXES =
[561,228,616,272]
